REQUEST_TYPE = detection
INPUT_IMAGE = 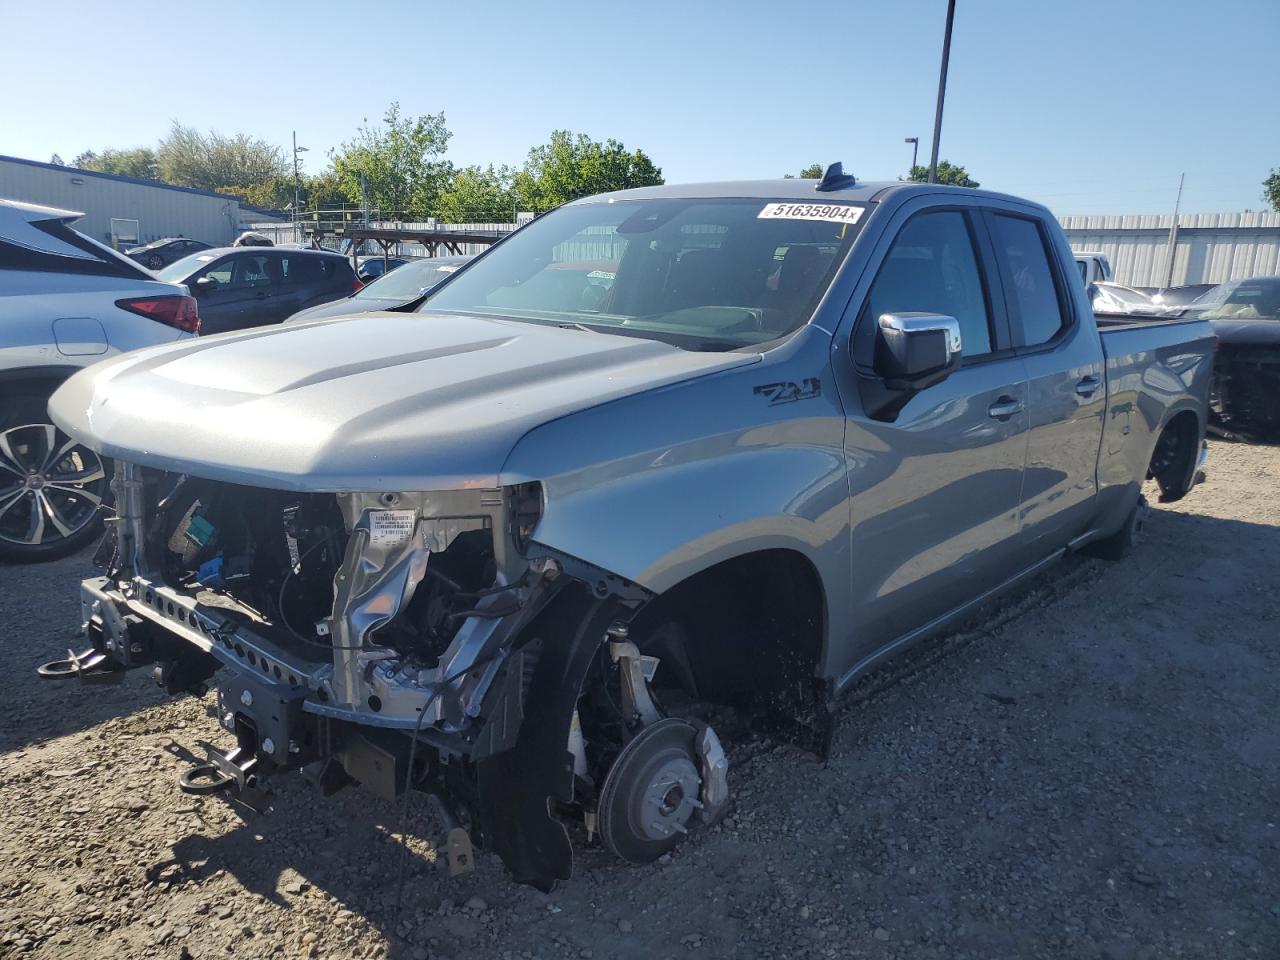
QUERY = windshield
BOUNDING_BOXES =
[420,197,866,349]
[1196,278,1280,320]
[156,251,220,282]
[355,259,466,300]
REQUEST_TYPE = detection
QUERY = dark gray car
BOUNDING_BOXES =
[126,237,213,270]
[285,255,473,323]
[158,247,357,334]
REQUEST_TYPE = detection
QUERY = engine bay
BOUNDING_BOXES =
[152,479,506,670]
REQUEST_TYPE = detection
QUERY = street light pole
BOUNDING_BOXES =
[928,0,957,184]
[905,137,919,175]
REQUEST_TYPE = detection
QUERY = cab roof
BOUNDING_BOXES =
[576,178,1046,212]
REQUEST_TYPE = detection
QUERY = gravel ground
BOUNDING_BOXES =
[1,441,1277,960]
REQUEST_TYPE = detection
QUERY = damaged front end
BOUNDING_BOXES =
[49,462,728,889]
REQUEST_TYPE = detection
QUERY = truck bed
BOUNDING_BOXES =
[1094,312,1202,330]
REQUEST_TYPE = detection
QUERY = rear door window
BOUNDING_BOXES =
[989,214,1068,347]
[283,256,336,286]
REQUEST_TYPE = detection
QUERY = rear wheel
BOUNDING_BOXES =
[0,395,109,563]
[1083,494,1148,562]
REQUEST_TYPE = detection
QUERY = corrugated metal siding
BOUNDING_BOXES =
[0,159,271,246]
[1060,211,1280,287]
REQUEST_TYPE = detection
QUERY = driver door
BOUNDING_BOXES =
[842,206,1030,671]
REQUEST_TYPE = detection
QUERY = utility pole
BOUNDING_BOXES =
[928,0,957,184]
[1163,173,1185,291]
[905,137,919,175]
[292,132,308,244]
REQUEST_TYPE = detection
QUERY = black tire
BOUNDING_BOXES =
[0,394,109,563]
[1083,494,1148,562]
[145,253,164,270]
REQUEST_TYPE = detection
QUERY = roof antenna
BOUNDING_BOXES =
[815,162,856,192]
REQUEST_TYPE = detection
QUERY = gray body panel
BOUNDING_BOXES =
[48,311,756,491]
[49,180,1213,692]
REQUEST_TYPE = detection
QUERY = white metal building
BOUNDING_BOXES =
[1060,211,1280,288]
[0,154,281,248]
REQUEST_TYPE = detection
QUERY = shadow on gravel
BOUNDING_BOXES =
[0,670,170,754]
[155,785,450,959]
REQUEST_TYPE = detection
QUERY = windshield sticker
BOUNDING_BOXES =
[368,510,417,549]
[758,203,864,225]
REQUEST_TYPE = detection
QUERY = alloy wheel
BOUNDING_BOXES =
[0,423,108,549]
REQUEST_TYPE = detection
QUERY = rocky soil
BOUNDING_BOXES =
[1,441,1276,959]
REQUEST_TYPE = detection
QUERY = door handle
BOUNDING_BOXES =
[1075,375,1101,398]
[254,292,269,300]
[988,396,1024,420]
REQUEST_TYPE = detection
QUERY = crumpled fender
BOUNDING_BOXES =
[474,582,627,890]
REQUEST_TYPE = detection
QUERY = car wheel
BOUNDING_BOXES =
[0,395,110,563]
[146,253,164,270]
[1082,494,1148,562]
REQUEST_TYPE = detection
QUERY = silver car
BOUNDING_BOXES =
[0,198,197,562]
[45,176,1212,888]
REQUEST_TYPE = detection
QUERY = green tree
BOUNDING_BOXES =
[330,102,453,220]
[905,160,979,188]
[73,147,161,180]
[1264,169,1280,212]
[436,164,516,222]
[303,169,356,211]
[784,163,825,179]
[157,123,288,193]
[511,131,663,212]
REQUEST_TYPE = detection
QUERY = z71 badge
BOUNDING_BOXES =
[753,379,822,405]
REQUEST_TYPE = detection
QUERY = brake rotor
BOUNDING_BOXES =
[598,717,702,863]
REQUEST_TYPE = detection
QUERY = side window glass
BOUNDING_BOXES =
[990,215,1067,347]
[232,255,273,288]
[201,259,234,285]
[861,210,992,358]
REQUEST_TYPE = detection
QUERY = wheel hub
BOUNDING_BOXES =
[638,755,701,839]
[598,717,707,863]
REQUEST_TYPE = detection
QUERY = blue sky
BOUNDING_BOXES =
[2,0,1277,214]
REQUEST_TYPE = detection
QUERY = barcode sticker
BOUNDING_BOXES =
[758,202,864,225]
[368,510,416,548]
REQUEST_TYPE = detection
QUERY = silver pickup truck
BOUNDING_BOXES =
[43,171,1213,889]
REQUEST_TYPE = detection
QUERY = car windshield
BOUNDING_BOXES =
[420,197,866,349]
[355,260,465,300]
[1196,278,1280,320]
[156,252,220,282]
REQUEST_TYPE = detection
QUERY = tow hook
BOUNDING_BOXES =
[178,744,264,800]
[36,647,125,684]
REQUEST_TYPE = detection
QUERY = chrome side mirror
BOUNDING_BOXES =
[874,312,962,390]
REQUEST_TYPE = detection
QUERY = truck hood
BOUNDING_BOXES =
[49,311,758,492]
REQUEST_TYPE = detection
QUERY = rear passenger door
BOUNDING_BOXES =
[984,210,1106,556]
[287,256,344,312]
